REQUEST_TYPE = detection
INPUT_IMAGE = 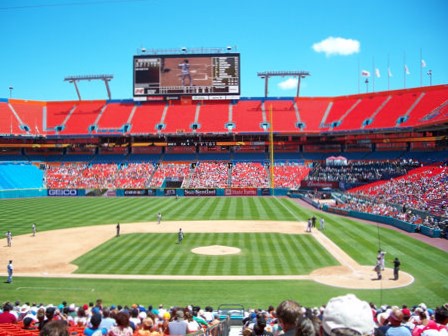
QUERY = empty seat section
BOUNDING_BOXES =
[337,95,389,131]
[274,163,310,188]
[197,101,230,133]
[9,100,45,135]
[46,101,76,132]
[162,103,197,134]
[265,100,298,133]
[60,101,105,135]
[0,101,24,134]
[231,100,264,133]
[400,87,448,127]
[97,103,133,129]
[321,97,359,130]
[364,92,416,129]
[294,98,329,132]
[130,102,166,134]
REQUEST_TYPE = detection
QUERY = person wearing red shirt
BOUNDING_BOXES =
[0,303,17,324]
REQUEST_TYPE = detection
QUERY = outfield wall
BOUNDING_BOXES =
[0,187,290,199]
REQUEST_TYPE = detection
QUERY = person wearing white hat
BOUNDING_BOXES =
[322,294,375,336]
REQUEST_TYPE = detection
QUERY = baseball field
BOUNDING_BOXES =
[0,196,447,309]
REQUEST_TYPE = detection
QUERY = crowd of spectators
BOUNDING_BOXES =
[45,163,154,189]
[348,166,448,218]
[231,162,270,188]
[44,161,311,190]
[1,296,447,336]
[306,159,421,185]
[185,162,229,188]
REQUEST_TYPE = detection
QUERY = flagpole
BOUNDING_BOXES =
[372,57,375,92]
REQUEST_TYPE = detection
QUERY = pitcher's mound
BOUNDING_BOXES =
[191,245,241,255]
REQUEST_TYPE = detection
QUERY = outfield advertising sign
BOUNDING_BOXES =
[47,189,78,197]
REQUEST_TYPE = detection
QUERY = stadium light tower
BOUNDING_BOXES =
[64,74,114,100]
[257,71,310,98]
[8,86,13,98]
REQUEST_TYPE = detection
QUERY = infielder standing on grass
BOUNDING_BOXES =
[32,223,37,237]
[157,212,162,224]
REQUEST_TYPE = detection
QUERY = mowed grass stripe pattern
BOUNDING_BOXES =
[72,233,338,275]
[0,197,308,236]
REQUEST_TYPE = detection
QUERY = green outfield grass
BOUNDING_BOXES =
[0,197,447,308]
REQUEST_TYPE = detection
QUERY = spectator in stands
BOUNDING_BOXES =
[109,311,133,336]
[39,320,69,336]
[22,316,38,331]
[322,294,375,336]
[185,311,201,333]
[295,309,319,336]
[74,307,88,327]
[252,313,273,336]
[100,307,116,331]
[39,307,58,331]
[168,310,189,336]
[276,300,302,336]
[0,302,17,324]
[432,304,448,331]
[384,308,411,336]
[84,313,107,335]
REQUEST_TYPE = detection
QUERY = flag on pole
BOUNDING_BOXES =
[361,70,370,77]
[375,68,381,78]
[388,68,392,77]
[404,65,410,75]
[421,59,427,68]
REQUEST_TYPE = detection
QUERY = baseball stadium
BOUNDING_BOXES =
[1,24,448,336]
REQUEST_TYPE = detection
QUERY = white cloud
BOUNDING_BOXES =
[312,37,360,57]
[278,78,298,90]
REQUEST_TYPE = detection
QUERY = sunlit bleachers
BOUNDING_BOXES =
[196,101,230,134]
[336,94,390,131]
[265,99,298,133]
[320,96,360,131]
[46,101,77,134]
[294,98,329,132]
[0,100,24,135]
[231,100,264,133]
[96,102,134,132]
[9,100,45,136]
[130,102,166,134]
[162,102,197,134]
[400,86,448,127]
[364,91,417,130]
[59,101,106,135]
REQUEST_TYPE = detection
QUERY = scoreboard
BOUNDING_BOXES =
[133,53,240,101]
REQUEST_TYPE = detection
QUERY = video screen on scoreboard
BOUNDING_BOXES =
[133,53,240,100]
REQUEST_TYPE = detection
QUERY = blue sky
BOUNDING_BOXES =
[1,0,447,101]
